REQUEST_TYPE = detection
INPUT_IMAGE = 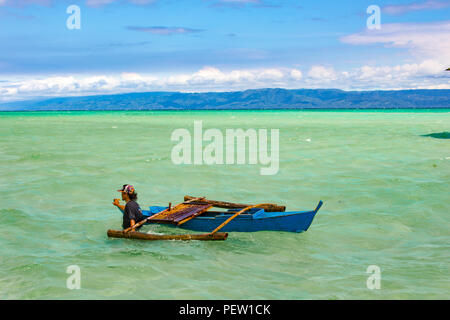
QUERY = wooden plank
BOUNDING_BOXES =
[167,206,199,220]
[184,195,286,212]
[157,197,205,219]
[107,229,228,241]
[148,203,212,224]
[172,204,212,223]
[177,204,213,226]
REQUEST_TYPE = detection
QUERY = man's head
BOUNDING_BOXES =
[117,184,137,201]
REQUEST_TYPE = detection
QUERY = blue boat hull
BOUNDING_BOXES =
[142,201,323,233]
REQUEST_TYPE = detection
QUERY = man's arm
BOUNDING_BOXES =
[113,198,125,212]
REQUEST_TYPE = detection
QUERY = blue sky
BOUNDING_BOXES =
[0,0,449,100]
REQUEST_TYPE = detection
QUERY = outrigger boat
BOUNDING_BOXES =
[107,196,323,242]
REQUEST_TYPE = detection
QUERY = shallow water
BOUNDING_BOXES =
[0,110,449,299]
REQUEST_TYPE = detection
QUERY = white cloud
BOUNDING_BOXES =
[1,64,449,101]
[356,60,444,80]
[290,69,302,80]
[341,21,450,65]
[307,66,337,81]
[258,68,284,80]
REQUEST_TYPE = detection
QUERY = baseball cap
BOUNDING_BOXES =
[117,184,135,194]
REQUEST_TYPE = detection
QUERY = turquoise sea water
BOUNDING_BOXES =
[0,110,449,299]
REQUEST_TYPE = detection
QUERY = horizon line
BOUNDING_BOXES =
[3,87,450,104]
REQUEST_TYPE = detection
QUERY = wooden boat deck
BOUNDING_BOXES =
[148,203,213,225]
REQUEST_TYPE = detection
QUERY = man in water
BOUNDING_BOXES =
[113,184,144,231]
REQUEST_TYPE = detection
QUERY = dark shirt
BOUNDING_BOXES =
[122,200,144,229]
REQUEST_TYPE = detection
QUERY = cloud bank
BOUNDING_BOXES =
[2,63,449,101]
[341,20,450,64]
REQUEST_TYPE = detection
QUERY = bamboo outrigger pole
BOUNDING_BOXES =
[107,230,228,241]
[209,204,271,235]
[184,195,286,212]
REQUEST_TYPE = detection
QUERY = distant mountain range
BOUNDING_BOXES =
[1,88,449,111]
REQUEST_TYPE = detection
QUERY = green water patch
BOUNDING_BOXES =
[0,208,34,224]
[1,110,450,299]
[421,131,450,139]
[18,152,44,161]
